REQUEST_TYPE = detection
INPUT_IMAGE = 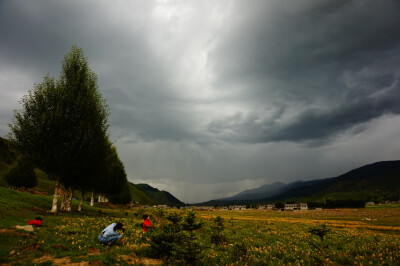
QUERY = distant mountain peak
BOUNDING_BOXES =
[221,180,288,201]
[136,183,160,192]
[197,160,400,205]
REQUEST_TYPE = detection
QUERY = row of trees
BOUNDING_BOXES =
[8,46,130,212]
[308,199,366,209]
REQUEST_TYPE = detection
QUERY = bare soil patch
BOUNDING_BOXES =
[32,254,90,265]
[87,247,101,255]
[15,225,34,232]
[139,257,162,265]
[29,254,161,266]
[117,254,162,265]
[20,243,42,252]
[0,228,35,238]
[53,244,68,250]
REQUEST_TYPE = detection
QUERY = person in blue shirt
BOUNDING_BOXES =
[98,222,125,246]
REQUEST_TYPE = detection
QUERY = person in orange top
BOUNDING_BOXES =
[28,217,42,227]
[141,214,152,233]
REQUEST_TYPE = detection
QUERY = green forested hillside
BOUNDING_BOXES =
[200,160,400,206]
[266,161,400,203]
[0,137,181,206]
[127,182,156,205]
[136,183,185,206]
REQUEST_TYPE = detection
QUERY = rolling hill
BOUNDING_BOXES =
[136,183,185,206]
[266,160,400,202]
[0,137,184,206]
[199,160,400,206]
[219,181,287,201]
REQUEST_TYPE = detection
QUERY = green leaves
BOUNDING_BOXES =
[8,45,125,211]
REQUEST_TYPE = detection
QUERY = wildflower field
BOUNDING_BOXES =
[1,188,400,265]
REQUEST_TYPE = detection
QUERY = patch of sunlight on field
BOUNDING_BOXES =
[197,208,400,231]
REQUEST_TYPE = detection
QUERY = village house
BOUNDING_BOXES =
[266,204,275,210]
[284,203,298,210]
[284,203,308,210]
[229,205,246,210]
[299,203,308,210]
[194,206,214,211]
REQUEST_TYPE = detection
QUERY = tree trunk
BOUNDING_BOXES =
[78,198,83,212]
[50,180,60,213]
[78,190,84,212]
[90,190,94,206]
[66,188,74,212]
[60,189,67,211]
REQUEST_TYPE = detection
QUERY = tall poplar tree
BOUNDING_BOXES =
[95,142,129,202]
[9,45,110,212]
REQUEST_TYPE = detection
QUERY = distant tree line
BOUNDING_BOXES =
[8,46,131,212]
[308,199,366,209]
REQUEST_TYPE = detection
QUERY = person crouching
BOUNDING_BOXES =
[98,222,125,246]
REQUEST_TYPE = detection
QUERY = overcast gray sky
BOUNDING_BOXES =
[1,0,400,203]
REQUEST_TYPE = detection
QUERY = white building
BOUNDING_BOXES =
[284,203,299,210]
[284,203,308,210]
[229,205,246,210]
[299,203,308,210]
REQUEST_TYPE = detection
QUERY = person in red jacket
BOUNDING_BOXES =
[28,217,42,227]
[141,214,152,233]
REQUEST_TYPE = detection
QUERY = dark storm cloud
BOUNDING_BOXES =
[0,1,83,75]
[107,94,198,143]
[0,0,189,142]
[208,69,400,144]
[1,0,400,203]
[209,0,400,144]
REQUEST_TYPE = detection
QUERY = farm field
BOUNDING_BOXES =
[1,187,400,265]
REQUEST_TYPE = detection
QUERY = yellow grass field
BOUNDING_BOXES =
[2,195,400,265]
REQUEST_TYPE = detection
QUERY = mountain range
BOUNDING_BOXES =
[198,160,400,205]
[2,135,400,207]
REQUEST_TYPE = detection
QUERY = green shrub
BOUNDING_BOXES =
[210,216,227,245]
[166,212,182,234]
[4,160,37,188]
[149,211,205,264]
[148,226,177,258]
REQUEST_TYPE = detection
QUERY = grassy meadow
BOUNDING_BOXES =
[1,186,400,265]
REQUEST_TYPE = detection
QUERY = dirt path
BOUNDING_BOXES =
[29,254,162,265]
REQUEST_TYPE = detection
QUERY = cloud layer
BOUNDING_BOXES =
[1,0,400,202]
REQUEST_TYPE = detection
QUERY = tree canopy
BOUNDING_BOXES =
[9,45,128,211]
